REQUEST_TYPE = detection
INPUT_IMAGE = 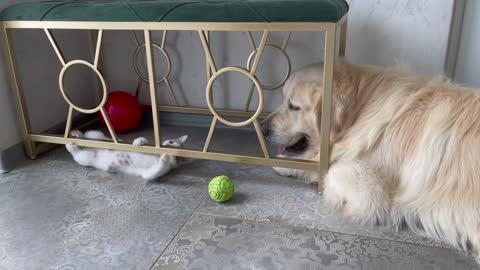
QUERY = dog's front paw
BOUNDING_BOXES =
[66,143,79,153]
[273,167,294,177]
[133,137,148,146]
[70,130,84,138]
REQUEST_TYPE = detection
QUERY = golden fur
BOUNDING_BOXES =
[262,59,480,261]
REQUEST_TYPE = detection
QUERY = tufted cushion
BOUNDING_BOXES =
[0,0,348,23]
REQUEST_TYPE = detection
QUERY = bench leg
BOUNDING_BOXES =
[1,25,37,159]
[144,30,161,147]
[318,24,337,193]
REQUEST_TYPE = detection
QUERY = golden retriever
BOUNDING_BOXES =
[261,59,480,261]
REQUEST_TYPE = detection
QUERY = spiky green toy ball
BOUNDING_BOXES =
[208,175,234,203]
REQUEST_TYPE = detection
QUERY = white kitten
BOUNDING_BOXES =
[65,130,189,180]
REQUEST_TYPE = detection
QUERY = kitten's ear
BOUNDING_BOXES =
[177,135,188,144]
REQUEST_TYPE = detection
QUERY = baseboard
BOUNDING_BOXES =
[0,114,96,174]
[0,142,27,174]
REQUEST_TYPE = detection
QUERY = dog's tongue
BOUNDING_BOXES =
[277,146,286,155]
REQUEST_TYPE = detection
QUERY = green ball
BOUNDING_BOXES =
[208,175,234,203]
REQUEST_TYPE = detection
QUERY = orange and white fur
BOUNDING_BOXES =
[262,59,480,261]
[66,130,188,180]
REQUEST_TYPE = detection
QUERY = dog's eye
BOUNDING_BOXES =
[288,101,301,111]
[168,140,174,144]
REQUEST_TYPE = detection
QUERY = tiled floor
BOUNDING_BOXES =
[0,125,478,270]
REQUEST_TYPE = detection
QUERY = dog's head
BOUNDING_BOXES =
[261,61,356,156]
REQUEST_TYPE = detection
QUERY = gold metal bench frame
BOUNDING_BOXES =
[0,17,347,192]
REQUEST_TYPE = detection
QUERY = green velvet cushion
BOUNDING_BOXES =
[0,0,348,23]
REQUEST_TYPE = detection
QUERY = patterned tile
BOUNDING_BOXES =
[45,125,452,248]
[154,214,478,270]
[40,147,77,164]
[2,124,476,269]
[0,159,207,270]
[191,161,451,248]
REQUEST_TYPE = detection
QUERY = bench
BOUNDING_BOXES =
[0,0,348,192]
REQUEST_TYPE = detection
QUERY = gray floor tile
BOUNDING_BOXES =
[2,124,476,269]
[39,126,452,248]
[154,214,478,270]
[0,159,207,270]
[40,146,77,163]
[192,161,450,248]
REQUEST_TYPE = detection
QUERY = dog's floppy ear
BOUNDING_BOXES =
[330,95,349,143]
[314,61,356,144]
[314,94,348,144]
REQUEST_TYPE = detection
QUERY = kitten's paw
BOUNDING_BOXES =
[273,166,293,177]
[66,143,79,153]
[160,154,170,163]
[70,130,84,138]
[133,137,148,146]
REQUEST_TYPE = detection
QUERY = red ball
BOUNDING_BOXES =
[99,91,142,133]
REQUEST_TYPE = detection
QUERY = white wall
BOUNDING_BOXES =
[102,31,325,112]
[0,53,21,151]
[454,0,480,87]
[0,1,24,151]
[101,0,456,113]
[346,0,455,76]
[11,29,97,132]
[0,0,460,151]
[0,1,96,152]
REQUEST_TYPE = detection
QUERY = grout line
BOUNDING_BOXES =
[148,193,209,270]
[28,142,458,254]
[20,148,458,253]
[192,211,457,252]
